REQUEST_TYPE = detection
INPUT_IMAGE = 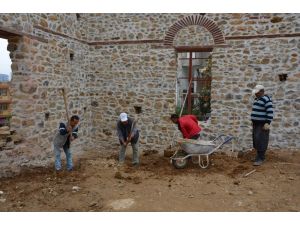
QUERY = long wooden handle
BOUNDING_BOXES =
[179,78,193,117]
[125,118,138,146]
[62,88,70,124]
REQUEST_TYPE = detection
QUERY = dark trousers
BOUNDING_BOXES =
[190,133,200,140]
[252,123,269,160]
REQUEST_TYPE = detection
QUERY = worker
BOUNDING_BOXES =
[170,114,202,139]
[53,115,80,172]
[251,84,274,166]
[117,112,140,166]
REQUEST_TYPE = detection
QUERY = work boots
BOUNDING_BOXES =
[253,159,264,166]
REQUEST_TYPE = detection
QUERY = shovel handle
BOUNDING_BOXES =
[62,88,70,124]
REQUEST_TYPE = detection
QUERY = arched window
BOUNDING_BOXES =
[166,15,224,121]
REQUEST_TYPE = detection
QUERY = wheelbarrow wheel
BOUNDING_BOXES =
[172,151,188,169]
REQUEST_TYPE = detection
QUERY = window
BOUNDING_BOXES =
[0,89,7,96]
[176,51,212,121]
[0,103,8,111]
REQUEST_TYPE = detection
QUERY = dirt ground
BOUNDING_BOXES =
[0,148,299,212]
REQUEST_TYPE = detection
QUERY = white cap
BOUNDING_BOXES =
[119,112,128,122]
[252,84,264,95]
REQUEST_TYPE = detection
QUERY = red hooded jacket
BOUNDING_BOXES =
[178,115,202,139]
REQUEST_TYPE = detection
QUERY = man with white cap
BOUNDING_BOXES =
[251,85,274,166]
[116,112,140,166]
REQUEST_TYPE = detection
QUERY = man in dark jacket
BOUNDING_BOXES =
[53,115,80,171]
[117,112,139,166]
[251,85,274,166]
[170,114,202,139]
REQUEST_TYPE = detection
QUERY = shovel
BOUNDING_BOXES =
[124,118,139,147]
[61,88,72,144]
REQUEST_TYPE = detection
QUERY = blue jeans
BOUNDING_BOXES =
[53,144,73,171]
[119,141,139,165]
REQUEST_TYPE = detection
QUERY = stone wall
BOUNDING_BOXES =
[211,38,300,150]
[214,13,300,36]
[174,25,214,46]
[0,13,87,40]
[89,44,177,151]
[87,13,300,41]
[87,13,299,152]
[0,14,92,177]
[0,13,299,177]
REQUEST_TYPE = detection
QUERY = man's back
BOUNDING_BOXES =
[178,115,201,139]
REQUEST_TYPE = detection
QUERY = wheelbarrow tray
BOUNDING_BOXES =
[177,138,216,154]
[171,135,233,169]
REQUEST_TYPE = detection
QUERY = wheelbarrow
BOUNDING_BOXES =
[170,134,233,169]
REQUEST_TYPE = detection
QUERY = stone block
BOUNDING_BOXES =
[19,79,38,94]
[164,148,175,157]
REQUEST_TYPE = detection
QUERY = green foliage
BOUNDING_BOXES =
[192,87,211,120]
[175,105,188,116]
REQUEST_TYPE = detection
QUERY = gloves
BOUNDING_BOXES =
[263,123,270,130]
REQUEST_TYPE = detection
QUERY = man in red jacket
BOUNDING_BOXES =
[170,114,202,139]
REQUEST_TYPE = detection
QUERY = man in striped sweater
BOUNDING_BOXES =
[251,85,274,166]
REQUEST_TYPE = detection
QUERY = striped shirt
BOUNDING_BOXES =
[251,95,274,124]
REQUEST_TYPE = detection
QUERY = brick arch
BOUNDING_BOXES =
[164,15,225,46]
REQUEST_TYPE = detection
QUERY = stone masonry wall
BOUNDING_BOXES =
[87,13,300,41]
[174,25,214,46]
[0,13,87,40]
[0,14,92,177]
[0,13,299,177]
[88,44,177,152]
[211,38,300,150]
[87,13,300,153]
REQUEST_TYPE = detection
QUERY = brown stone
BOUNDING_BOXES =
[22,119,35,127]
[38,66,45,72]
[7,43,18,52]
[236,26,247,31]
[294,73,300,78]
[154,102,162,109]
[271,16,283,23]
[164,148,175,157]
[15,53,24,59]
[261,58,270,64]
[0,130,10,135]
[245,20,256,25]
[56,25,62,33]
[12,134,23,144]
[0,126,10,131]
[231,20,243,25]
[168,59,176,66]
[271,59,280,64]
[48,15,58,21]
[19,79,38,94]
[231,14,243,19]
[114,171,123,179]
[0,140,7,147]
[39,19,48,28]
[127,91,136,97]
[290,58,298,63]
